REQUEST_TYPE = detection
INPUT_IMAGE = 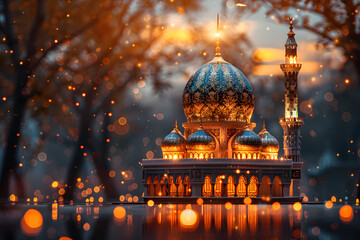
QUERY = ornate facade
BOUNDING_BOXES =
[142,18,304,203]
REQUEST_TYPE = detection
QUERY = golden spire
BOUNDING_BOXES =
[263,120,266,130]
[287,17,295,38]
[215,13,221,57]
[175,120,178,130]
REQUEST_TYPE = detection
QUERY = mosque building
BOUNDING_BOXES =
[142,17,303,203]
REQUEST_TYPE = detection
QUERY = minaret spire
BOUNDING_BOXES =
[279,21,304,196]
[215,13,221,57]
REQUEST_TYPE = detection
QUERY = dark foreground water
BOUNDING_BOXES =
[0,202,359,239]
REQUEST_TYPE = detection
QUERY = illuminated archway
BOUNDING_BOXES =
[236,176,247,197]
[154,176,162,196]
[259,176,271,197]
[214,176,223,197]
[184,175,191,196]
[177,176,184,197]
[160,176,167,196]
[247,176,258,197]
[226,176,235,197]
[169,176,177,197]
[202,175,213,197]
[272,176,282,197]
[147,176,154,196]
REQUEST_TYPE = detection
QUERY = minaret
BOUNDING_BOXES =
[279,18,304,196]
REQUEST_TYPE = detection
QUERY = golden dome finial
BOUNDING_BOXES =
[287,17,295,38]
[175,120,178,130]
[263,120,266,130]
[215,13,221,57]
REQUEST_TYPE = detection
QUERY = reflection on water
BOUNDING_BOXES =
[0,203,359,239]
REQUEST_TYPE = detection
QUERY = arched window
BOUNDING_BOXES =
[242,153,246,159]
[179,154,183,159]
[205,153,209,159]
[266,155,270,159]
[176,176,184,197]
[271,155,274,160]
[247,176,258,197]
[210,153,214,158]
[161,176,167,196]
[190,153,193,158]
[247,153,251,159]
[194,153,199,159]
[154,176,162,196]
[184,175,191,196]
[259,176,271,197]
[272,176,282,197]
[237,153,241,159]
[236,176,247,197]
[164,154,168,159]
[147,176,154,196]
[214,176,223,197]
[202,176,213,197]
[199,153,204,159]
[253,153,256,159]
[169,176,177,197]
[226,176,235,197]
[169,154,172,159]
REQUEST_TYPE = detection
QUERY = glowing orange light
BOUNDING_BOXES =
[113,206,126,220]
[179,209,197,227]
[225,202,232,210]
[345,79,350,84]
[272,202,281,210]
[59,237,72,240]
[196,198,203,205]
[246,170,250,174]
[83,223,90,231]
[236,3,247,7]
[2,97,6,101]
[331,196,336,202]
[21,209,43,236]
[52,181,59,188]
[9,194,16,202]
[339,205,354,223]
[236,169,240,174]
[147,200,154,207]
[325,200,333,209]
[244,197,252,205]
[293,202,302,211]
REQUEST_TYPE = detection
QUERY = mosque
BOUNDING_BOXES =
[142,17,304,203]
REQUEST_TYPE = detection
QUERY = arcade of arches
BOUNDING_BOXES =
[146,175,283,197]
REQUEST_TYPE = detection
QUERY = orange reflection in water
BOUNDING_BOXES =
[143,204,308,239]
[113,206,127,224]
[21,209,43,236]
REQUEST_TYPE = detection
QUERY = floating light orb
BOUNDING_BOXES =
[113,206,126,220]
[225,202,232,210]
[339,205,353,223]
[196,198,203,205]
[180,209,197,227]
[21,209,43,236]
[272,202,280,210]
[244,197,252,205]
[147,200,155,207]
[293,202,302,211]
[325,200,333,209]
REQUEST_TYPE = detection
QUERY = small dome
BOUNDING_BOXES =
[186,126,215,150]
[258,123,279,153]
[182,56,255,123]
[232,127,262,151]
[161,124,185,152]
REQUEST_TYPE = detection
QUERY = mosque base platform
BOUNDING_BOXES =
[143,196,303,204]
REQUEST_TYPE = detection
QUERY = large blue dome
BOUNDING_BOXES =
[182,56,255,122]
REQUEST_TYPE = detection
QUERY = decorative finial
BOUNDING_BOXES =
[263,120,266,130]
[175,120,178,130]
[215,13,221,57]
[287,17,295,38]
